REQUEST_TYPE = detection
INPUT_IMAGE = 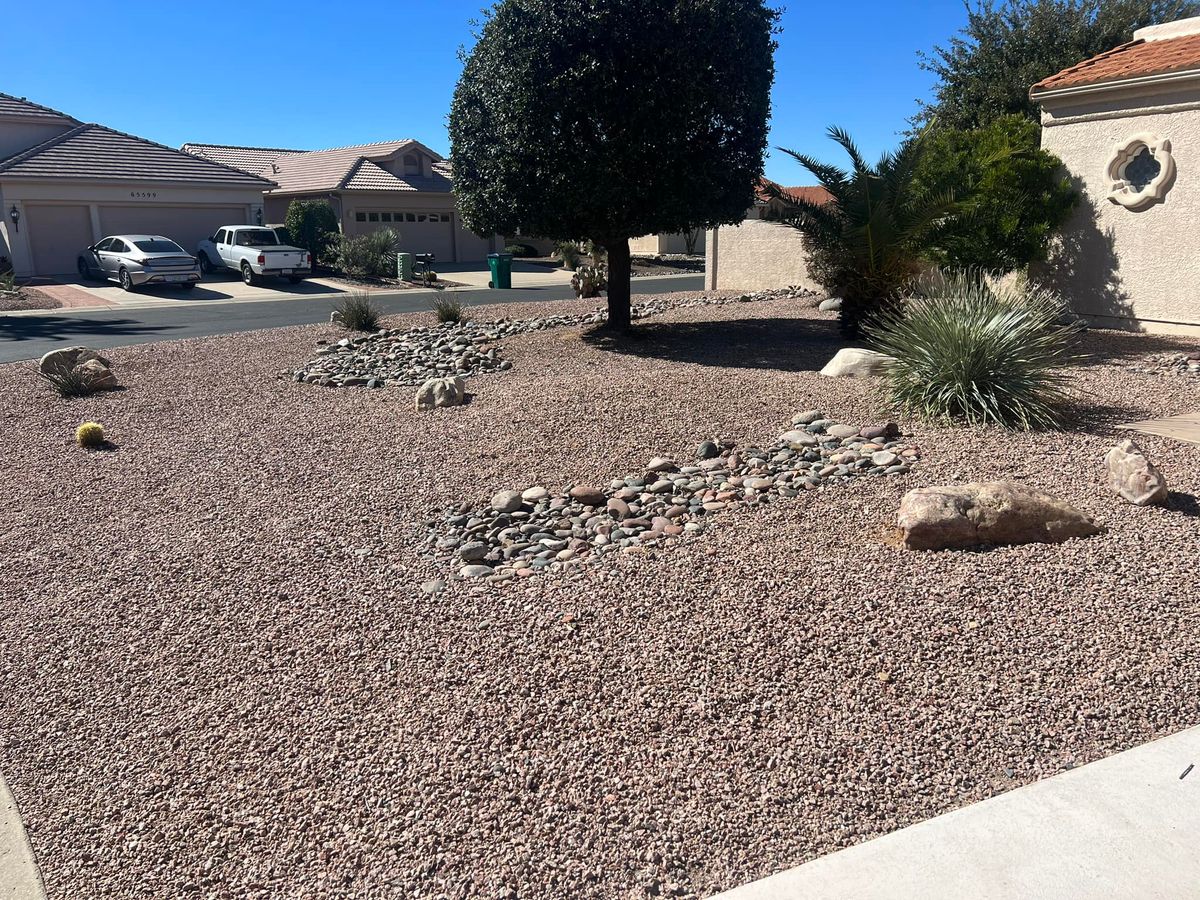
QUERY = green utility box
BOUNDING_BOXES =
[487,252,513,289]
[396,252,414,281]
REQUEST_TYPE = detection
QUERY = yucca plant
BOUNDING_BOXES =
[333,291,382,332]
[769,126,958,335]
[865,271,1081,430]
[430,295,466,324]
[39,365,100,398]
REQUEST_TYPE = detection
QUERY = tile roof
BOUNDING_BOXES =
[183,139,454,194]
[756,178,833,206]
[1032,32,1200,93]
[0,124,274,186]
[181,142,306,176]
[0,91,78,123]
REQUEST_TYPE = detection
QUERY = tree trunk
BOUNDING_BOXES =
[604,238,632,331]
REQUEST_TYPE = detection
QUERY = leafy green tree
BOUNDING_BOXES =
[915,116,1077,272]
[916,0,1200,130]
[770,128,957,336]
[284,199,340,266]
[449,0,779,329]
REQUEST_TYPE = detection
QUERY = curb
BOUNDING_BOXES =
[0,774,46,900]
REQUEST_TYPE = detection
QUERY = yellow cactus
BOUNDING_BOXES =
[76,422,105,448]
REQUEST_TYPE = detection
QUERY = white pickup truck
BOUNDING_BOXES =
[196,226,311,285]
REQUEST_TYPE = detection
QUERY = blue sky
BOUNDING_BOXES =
[7,0,968,185]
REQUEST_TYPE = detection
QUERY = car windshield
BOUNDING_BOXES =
[235,230,281,248]
[133,239,184,253]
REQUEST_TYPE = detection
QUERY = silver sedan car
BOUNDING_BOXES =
[77,234,201,292]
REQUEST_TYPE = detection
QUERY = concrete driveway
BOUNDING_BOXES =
[438,260,575,289]
[62,272,351,307]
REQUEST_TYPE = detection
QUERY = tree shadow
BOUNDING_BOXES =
[580,316,845,372]
[0,315,178,344]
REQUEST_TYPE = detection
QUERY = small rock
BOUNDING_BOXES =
[459,565,495,578]
[647,456,677,473]
[818,297,843,312]
[819,348,893,378]
[415,375,466,410]
[792,410,824,425]
[780,430,818,449]
[827,424,859,439]
[490,490,524,513]
[569,485,606,507]
[521,486,549,503]
[696,440,720,460]
[1105,439,1168,506]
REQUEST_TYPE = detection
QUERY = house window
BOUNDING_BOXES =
[1107,133,1175,210]
[440,214,451,222]
[403,153,421,176]
[368,212,379,222]
[355,212,366,222]
[381,213,392,222]
[406,213,416,222]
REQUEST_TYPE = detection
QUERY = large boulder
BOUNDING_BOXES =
[415,376,466,411]
[1105,439,1168,506]
[38,346,111,375]
[898,481,1103,551]
[38,346,119,390]
[820,348,893,378]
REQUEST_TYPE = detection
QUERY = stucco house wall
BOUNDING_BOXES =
[630,231,706,255]
[704,214,819,292]
[1037,85,1200,333]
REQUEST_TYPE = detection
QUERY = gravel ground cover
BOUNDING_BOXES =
[1,292,1199,900]
[0,286,62,311]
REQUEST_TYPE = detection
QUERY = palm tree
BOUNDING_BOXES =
[768,127,956,336]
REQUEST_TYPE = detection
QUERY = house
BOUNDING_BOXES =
[704,179,831,292]
[183,141,498,263]
[630,229,706,257]
[0,93,272,278]
[1032,16,1200,334]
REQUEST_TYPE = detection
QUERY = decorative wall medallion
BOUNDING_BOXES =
[1107,134,1175,210]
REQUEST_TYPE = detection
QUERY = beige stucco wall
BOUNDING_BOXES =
[704,213,819,292]
[1038,82,1200,333]
[630,231,705,255]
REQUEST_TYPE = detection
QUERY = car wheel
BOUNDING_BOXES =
[198,253,213,275]
[119,268,135,292]
[241,262,258,286]
[77,257,91,280]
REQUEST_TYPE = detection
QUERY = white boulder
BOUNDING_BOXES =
[415,376,466,411]
[819,348,893,378]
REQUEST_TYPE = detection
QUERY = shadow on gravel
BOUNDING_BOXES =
[0,315,178,343]
[1074,328,1195,365]
[581,316,844,372]
[1169,492,1200,518]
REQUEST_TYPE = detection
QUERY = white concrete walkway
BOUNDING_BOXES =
[713,725,1200,899]
[0,774,45,900]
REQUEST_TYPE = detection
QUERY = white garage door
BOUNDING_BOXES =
[357,211,454,262]
[99,205,247,254]
[26,204,93,275]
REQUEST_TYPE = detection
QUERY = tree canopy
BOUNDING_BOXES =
[449,0,779,328]
[916,0,1200,130]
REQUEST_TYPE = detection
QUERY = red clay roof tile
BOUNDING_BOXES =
[1033,32,1200,93]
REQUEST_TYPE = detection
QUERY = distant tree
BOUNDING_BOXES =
[284,200,340,266]
[449,0,779,329]
[916,0,1200,130]
[770,127,957,336]
[914,116,1078,272]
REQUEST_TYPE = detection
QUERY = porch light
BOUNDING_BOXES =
[255,208,263,225]
[8,205,18,233]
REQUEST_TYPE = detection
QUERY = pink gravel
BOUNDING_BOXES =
[1,293,1199,899]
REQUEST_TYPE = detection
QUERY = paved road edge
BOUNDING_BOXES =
[0,773,47,900]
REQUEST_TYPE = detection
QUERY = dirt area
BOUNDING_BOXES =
[0,286,62,312]
[1,294,1198,899]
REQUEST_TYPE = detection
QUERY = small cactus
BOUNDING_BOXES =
[75,422,105,448]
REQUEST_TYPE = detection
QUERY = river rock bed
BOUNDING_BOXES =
[427,411,920,582]
[1160,351,1200,378]
[289,287,818,387]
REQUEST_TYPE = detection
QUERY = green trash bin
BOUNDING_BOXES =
[487,252,513,289]
[396,252,414,281]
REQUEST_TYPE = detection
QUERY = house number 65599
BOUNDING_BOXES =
[130,191,158,198]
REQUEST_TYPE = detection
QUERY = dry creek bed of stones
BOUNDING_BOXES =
[429,415,918,584]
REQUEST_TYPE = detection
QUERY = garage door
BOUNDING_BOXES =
[357,211,454,262]
[26,205,93,275]
[99,205,247,255]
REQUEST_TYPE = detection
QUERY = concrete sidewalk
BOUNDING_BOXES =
[713,726,1200,899]
[0,774,45,900]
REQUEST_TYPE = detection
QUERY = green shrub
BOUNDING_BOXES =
[866,271,1080,430]
[914,116,1078,272]
[504,242,537,257]
[335,228,400,279]
[334,292,382,332]
[572,264,607,299]
[0,272,16,294]
[284,200,340,267]
[39,365,100,398]
[555,241,582,269]
[431,295,465,324]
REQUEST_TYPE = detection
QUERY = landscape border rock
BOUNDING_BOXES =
[819,348,893,378]
[1105,439,1168,507]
